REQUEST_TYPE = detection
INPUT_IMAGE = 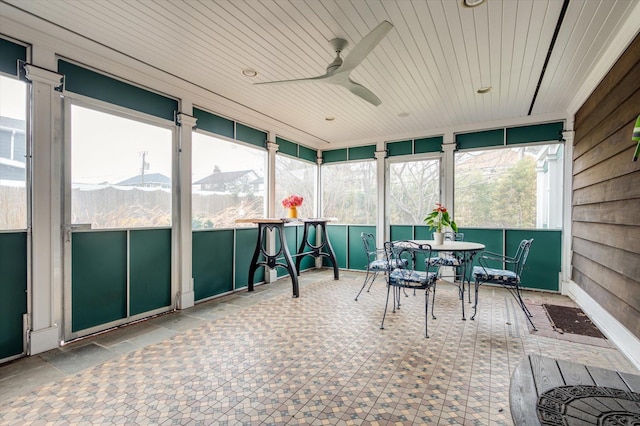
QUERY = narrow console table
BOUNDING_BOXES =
[235,217,339,298]
[295,218,339,281]
[510,354,640,425]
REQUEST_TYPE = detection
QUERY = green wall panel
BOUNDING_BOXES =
[506,122,564,145]
[276,137,297,157]
[235,227,264,288]
[387,140,412,157]
[349,145,375,160]
[0,38,27,77]
[326,225,347,268]
[414,225,433,240]
[299,146,317,162]
[193,229,234,300]
[506,230,561,291]
[458,228,503,268]
[72,231,127,332]
[0,232,27,359]
[236,123,266,148]
[347,225,375,270]
[390,225,414,241]
[129,229,171,315]
[456,128,504,150]
[194,108,234,139]
[59,60,177,121]
[414,136,443,154]
[322,148,347,163]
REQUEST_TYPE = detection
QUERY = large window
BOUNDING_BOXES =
[71,104,173,229]
[0,75,27,230]
[275,154,316,218]
[388,158,440,224]
[192,132,265,229]
[322,161,376,224]
[455,144,563,229]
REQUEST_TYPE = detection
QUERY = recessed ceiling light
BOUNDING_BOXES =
[242,68,258,77]
[325,116,335,121]
[398,112,410,118]
[477,86,492,94]
[463,0,486,7]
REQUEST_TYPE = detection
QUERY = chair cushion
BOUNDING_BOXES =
[428,256,461,266]
[368,258,407,271]
[473,266,519,285]
[389,269,436,287]
[368,259,390,270]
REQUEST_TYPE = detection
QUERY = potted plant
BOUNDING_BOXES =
[423,203,457,244]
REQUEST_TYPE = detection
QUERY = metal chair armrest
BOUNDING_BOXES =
[479,251,507,262]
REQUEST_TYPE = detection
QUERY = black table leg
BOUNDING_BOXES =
[247,222,299,297]
[295,220,339,280]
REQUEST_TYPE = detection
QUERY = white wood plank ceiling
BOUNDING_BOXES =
[2,0,639,147]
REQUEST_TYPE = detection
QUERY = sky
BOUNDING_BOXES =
[0,74,265,185]
[0,76,27,120]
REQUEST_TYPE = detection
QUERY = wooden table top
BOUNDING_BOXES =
[235,217,338,224]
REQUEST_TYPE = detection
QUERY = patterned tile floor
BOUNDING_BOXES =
[1,269,637,425]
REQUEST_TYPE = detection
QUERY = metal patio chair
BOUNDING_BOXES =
[380,240,439,338]
[355,232,406,301]
[427,231,465,271]
[471,238,536,330]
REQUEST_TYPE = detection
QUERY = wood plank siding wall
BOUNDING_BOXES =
[572,33,640,340]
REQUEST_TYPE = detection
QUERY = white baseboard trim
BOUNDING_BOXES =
[177,290,195,310]
[29,325,59,355]
[563,279,640,371]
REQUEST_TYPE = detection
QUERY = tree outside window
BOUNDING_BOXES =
[454,144,563,229]
[388,159,440,225]
[322,161,376,224]
[275,154,316,218]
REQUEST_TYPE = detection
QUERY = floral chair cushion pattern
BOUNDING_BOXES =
[369,258,407,271]
[428,256,461,267]
[389,269,437,287]
[472,266,519,285]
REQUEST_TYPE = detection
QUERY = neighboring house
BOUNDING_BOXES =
[116,172,171,188]
[0,116,26,181]
[193,167,263,193]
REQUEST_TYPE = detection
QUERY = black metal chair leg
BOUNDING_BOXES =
[380,285,392,330]
[424,289,430,338]
[355,269,377,301]
[431,283,437,320]
[471,279,480,320]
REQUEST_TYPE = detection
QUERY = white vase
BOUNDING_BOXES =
[433,232,444,245]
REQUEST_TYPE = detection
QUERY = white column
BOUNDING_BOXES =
[561,125,575,291]
[176,112,197,309]
[267,137,278,218]
[265,138,278,282]
[316,155,323,218]
[24,64,63,355]
[374,149,387,247]
[441,135,456,212]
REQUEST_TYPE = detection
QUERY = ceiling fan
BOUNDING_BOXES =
[255,20,393,106]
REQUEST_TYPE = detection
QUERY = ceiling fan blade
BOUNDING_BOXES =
[340,20,393,74]
[254,73,330,85]
[341,78,382,106]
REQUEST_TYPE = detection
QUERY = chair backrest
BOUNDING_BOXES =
[361,232,378,261]
[514,239,534,277]
[383,240,437,275]
[444,232,464,242]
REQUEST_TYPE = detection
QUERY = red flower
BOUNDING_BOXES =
[282,195,304,208]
